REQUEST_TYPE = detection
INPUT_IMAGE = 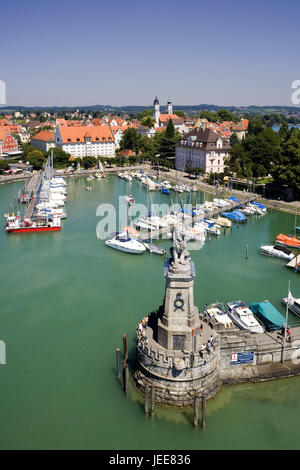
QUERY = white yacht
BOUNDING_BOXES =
[227,301,264,333]
[260,244,294,260]
[105,232,146,254]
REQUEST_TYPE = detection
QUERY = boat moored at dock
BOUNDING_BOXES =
[227,301,264,333]
[250,301,285,331]
[259,244,294,260]
[204,303,234,328]
[275,233,300,249]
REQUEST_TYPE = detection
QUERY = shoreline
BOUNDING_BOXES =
[1,164,299,215]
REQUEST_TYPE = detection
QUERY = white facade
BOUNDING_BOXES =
[176,131,230,174]
[55,126,115,158]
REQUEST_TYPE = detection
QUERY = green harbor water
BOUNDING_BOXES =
[0,175,300,450]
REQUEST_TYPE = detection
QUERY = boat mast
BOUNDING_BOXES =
[282,279,291,365]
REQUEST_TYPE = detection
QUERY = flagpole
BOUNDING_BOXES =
[282,280,291,365]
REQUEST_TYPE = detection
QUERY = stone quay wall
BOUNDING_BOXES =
[218,328,300,384]
[133,339,221,406]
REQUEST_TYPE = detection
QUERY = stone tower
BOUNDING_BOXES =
[167,99,173,115]
[153,96,160,127]
[157,227,198,352]
[133,228,220,406]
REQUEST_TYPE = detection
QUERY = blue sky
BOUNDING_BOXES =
[2,0,300,107]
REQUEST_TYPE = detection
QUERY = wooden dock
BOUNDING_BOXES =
[23,172,43,219]
[136,195,256,242]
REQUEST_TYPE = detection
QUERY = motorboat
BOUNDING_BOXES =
[36,208,67,219]
[204,303,234,328]
[250,201,267,214]
[105,232,146,254]
[216,216,232,228]
[221,210,247,223]
[160,180,172,190]
[213,198,230,208]
[227,301,264,333]
[250,301,285,331]
[143,242,166,255]
[123,173,133,182]
[173,185,184,193]
[259,244,294,260]
[161,187,171,195]
[203,220,221,236]
[282,295,300,318]
[134,217,159,231]
[275,233,300,249]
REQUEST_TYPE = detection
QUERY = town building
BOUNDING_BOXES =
[0,129,19,156]
[31,130,56,152]
[55,125,115,158]
[195,117,249,141]
[175,122,230,173]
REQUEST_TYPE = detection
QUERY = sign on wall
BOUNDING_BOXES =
[230,351,254,365]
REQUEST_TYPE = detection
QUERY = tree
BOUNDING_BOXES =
[46,147,70,168]
[217,109,234,121]
[159,119,176,158]
[271,130,300,197]
[27,150,46,170]
[173,110,185,118]
[0,160,9,174]
[120,128,142,153]
[140,116,155,128]
[82,156,97,169]
[230,132,239,147]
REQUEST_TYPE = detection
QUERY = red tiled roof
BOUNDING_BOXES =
[32,130,55,142]
[59,125,114,144]
[159,113,180,122]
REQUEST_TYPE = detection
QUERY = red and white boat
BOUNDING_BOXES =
[4,212,61,233]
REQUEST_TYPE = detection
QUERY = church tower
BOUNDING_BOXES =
[153,96,160,127]
[167,99,173,115]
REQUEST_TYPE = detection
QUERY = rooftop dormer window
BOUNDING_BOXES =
[102,137,106,141]
[67,138,71,142]
[95,137,99,141]
[76,138,80,142]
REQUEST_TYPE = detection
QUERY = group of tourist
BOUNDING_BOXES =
[280,324,292,343]
[137,315,149,346]
[200,335,215,353]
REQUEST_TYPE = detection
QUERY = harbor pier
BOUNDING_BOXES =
[133,229,300,410]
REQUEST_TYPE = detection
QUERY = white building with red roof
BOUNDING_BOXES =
[31,130,55,152]
[55,125,115,158]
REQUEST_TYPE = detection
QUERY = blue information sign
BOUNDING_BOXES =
[230,351,254,365]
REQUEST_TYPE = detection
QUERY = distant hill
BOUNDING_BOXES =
[1,103,300,116]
